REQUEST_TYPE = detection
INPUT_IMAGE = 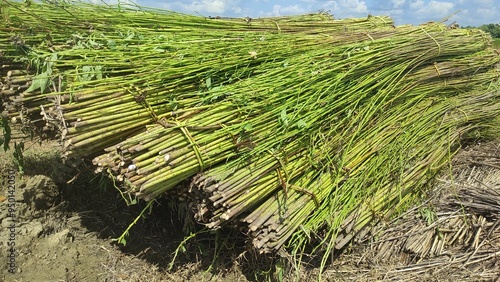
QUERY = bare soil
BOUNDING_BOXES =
[0,137,498,282]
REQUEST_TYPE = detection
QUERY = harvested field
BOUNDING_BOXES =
[0,137,498,281]
[1,1,499,281]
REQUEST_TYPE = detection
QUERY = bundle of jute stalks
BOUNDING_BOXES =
[1,0,498,263]
[1,0,394,157]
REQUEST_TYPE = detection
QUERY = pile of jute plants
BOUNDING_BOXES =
[1,0,499,269]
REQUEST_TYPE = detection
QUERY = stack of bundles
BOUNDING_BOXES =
[1,0,499,260]
[0,0,393,152]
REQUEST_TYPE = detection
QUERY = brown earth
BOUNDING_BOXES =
[0,137,498,282]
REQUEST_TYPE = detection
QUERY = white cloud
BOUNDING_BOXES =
[409,0,425,9]
[387,9,405,17]
[392,0,405,8]
[327,0,368,18]
[270,4,306,16]
[475,7,498,20]
[427,0,454,14]
[134,0,497,26]
[340,0,368,13]
[162,0,243,15]
[473,0,493,5]
[409,0,455,21]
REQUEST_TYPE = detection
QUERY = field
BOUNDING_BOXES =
[493,38,500,49]
[0,134,498,281]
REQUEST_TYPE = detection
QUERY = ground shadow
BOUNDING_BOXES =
[42,157,281,281]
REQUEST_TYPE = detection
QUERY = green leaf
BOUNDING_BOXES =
[107,39,116,49]
[1,116,11,151]
[26,71,50,93]
[44,53,56,75]
[88,39,101,48]
[279,108,288,127]
[206,76,212,89]
[242,123,253,132]
[297,119,307,129]
[81,66,96,81]
[275,259,285,282]
[95,65,103,80]
[126,32,135,40]
[50,52,57,66]
[13,141,24,174]
[82,65,91,73]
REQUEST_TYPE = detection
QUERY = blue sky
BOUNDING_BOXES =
[131,0,498,27]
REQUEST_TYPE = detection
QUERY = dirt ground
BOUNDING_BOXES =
[0,137,498,282]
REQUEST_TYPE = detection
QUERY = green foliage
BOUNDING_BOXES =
[1,116,25,174]
[0,115,11,151]
[464,23,500,38]
[13,141,25,175]
[493,38,500,49]
[77,65,103,82]
[26,52,57,93]
[274,258,285,282]
[113,200,154,246]
[168,231,203,271]
[419,206,437,225]
[479,23,500,38]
